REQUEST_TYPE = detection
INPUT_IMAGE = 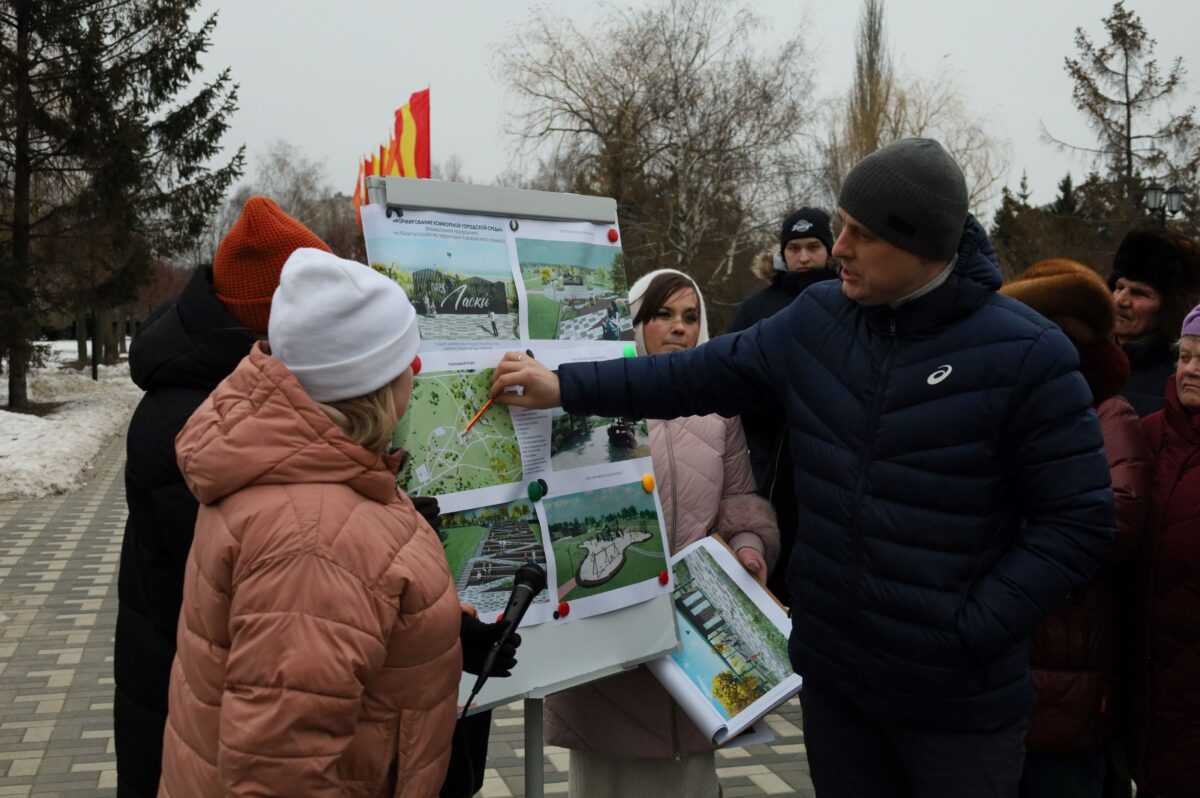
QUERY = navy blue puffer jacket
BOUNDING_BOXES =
[560,218,1115,731]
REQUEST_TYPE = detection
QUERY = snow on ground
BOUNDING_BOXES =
[0,340,142,501]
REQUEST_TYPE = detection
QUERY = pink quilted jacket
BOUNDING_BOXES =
[544,413,779,758]
[159,344,462,798]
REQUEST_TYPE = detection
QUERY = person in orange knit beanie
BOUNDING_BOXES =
[212,195,331,334]
[115,196,332,798]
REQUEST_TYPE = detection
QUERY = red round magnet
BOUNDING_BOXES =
[658,570,669,586]
[411,355,422,376]
[557,601,571,617]
[607,228,619,243]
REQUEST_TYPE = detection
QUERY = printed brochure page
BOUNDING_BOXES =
[391,345,672,626]
[647,536,803,746]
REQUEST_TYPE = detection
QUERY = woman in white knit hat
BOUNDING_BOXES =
[543,268,780,798]
[159,248,463,798]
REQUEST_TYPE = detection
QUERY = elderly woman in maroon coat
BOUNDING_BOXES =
[1001,260,1151,798]
[1132,302,1200,798]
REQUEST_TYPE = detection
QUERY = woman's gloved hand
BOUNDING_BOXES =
[411,495,441,534]
[460,613,521,677]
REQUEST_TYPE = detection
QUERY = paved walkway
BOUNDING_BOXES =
[418,312,518,341]
[0,432,815,797]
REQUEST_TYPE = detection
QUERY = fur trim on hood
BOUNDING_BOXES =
[752,247,778,282]
[751,247,841,283]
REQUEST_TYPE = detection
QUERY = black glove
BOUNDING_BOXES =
[411,495,441,534]
[460,613,521,677]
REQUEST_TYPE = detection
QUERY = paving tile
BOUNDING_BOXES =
[0,427,820,796]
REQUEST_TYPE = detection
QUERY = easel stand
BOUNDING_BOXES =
[525,698,544,798]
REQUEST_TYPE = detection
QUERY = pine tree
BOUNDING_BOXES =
[1052,174,1078,216]
[0,0,243,407]
[1047,1,1198,216]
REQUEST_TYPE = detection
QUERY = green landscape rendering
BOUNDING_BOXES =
[671,547,792,720]
[438,499,550,616]
[543,481,665,602]
[516,238,628,340]
[394,368,523,496]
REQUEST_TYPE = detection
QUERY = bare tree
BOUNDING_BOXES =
[432,155,469,183]
[821,0,1009,212]
[500,0,820,329]
[845,0,893,166]
[891,72,1011,210]
[194,140,352,265]
[245,140,332,232]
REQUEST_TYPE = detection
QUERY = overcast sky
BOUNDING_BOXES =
[195,0,1200,216]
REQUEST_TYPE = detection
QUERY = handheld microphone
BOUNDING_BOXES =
[463,562,546,716]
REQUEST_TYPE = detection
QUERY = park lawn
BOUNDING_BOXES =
[520,270,547,290]
[558,517,668,601]
[527,293,561,339]
[552,534,577,590]
[442,524,488,580]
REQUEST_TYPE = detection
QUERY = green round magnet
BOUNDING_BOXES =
[623,344,636,358]
[528,478,548,502]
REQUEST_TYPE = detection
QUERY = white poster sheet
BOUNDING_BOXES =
[647,537,803,746]
[361,205,635,349]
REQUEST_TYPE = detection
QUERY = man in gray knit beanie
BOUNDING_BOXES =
[839,137,968,261]
[832,137,971,307]
[491,138,1114,798]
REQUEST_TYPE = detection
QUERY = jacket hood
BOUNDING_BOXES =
[130,266,257,393]
[175,341,401,506]
[752,247,841,284]
[953,215,1002,293]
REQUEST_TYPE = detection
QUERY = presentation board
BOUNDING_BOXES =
[364,176,681,715]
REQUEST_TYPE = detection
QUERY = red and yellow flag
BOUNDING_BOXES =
[352,159,364,220]
[352,87,431,226]
[394,88,431,179]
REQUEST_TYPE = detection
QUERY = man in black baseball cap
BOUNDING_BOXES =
[728,206,838,606]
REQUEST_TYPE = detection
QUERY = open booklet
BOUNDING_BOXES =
[647,536,803,747]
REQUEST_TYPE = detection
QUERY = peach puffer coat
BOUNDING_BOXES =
[159,343,462,798]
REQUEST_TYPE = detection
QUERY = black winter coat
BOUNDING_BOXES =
[728,267,838,605]
[114,267,256,798]
[1121,334,1175,418]
[560,218,1115,732]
